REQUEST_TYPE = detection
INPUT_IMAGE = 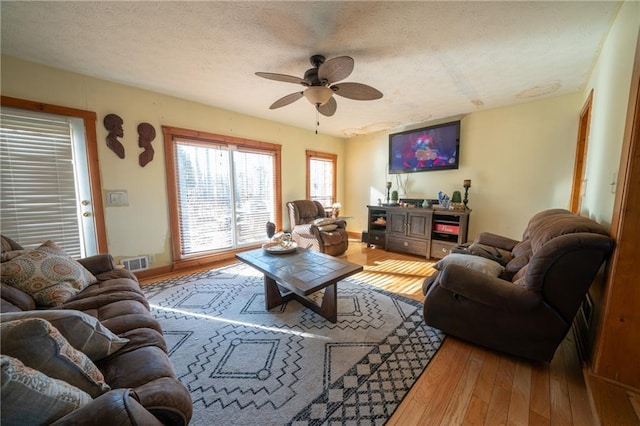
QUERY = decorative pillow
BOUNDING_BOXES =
[0,240,97,307]
[318,224,338,232]
[434,253,505,277]
[1,318,110,398]
[0,310,129,361]
[313,217,335,226]
[1,249,26,262]
[1,355,92,426]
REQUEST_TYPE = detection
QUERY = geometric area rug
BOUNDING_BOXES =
[141,263,444,425]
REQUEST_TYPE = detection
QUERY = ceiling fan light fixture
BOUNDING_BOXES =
[303,86,333,106]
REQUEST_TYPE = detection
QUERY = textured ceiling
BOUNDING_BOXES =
[0,1,620,138]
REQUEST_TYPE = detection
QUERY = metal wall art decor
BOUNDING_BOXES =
[103,113,125,159]
[137,122,156,167]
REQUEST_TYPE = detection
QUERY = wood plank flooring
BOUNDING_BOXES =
[140,241,615,425]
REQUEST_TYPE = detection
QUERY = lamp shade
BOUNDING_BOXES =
[303,86,333,106]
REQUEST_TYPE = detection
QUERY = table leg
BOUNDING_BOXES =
[264,275,292,310]
[320,283,337,323]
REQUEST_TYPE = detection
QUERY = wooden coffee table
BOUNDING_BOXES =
[236,247,363,323]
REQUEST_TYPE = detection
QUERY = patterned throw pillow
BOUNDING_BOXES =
[0,310,129,361]
[0,240,97,307]
[1,355,92,426]
[1,318,110,398]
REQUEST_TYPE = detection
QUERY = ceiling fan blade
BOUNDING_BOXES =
[256,72,306,85]
[317,97,337,117]
[331,82,383,101]
[318,56,354,84]
[269,92,304,109]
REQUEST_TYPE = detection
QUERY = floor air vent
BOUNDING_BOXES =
[121,256,149,272]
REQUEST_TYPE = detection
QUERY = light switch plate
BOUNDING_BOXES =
[105,190,128,206]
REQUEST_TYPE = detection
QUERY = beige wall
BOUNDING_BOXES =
[579,0,639,229]
[1,55,346,266]
[1,1,636,265]
[345,93,581,241]
[344,2,638,242]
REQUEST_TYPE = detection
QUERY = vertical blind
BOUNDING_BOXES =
[0,108,83,258]
[175,139,276,256]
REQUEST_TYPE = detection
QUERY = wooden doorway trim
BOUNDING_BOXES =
[569,90,593,213]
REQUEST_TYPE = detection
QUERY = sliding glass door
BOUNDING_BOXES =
[173,138,277,257]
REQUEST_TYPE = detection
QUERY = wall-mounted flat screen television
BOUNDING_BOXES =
[389,120,460,173]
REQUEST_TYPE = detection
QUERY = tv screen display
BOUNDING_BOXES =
[389,120,460,173]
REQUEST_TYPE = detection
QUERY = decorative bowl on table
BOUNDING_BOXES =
[262,240,297,254]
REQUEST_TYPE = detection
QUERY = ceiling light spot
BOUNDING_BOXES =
[516,81,561,99]
[471,99,484,107]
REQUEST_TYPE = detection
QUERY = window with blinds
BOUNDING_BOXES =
[174,139,277,256]
[0,107,89,258]
[307,150,337,207]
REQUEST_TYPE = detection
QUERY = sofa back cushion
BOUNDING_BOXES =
[0,283,35,312]
[528,214,610,253]
[520,209,573,240]
[288,200,325,226]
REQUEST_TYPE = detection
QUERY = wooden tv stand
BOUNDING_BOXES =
[366,205,470,259]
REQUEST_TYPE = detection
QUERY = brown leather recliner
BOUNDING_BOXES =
[287,200,349,256]
[422,209,614,362]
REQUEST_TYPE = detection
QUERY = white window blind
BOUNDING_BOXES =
[0,108,83,258]
[175,139,276,256]
[309,156,335,207]
[233,149,276,245]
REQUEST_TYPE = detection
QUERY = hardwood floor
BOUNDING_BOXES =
[339,241,596,426]
[141,241,599,425]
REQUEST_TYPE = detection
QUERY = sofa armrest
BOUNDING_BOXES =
[77,254,118,276]
[438,264,540,312]
[474,232,520,252]
[51,389,163,426]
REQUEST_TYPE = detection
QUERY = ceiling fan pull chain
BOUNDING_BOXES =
[316,107,319,134]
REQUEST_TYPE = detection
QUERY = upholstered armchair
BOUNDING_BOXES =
[422,209,614,362]
[286,200,349,256]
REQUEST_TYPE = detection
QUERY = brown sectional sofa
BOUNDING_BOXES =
[0,235,193,425]
[422,209,614,362]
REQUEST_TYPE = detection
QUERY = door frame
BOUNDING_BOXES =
[590,31,640,389]
[569,89,593,213]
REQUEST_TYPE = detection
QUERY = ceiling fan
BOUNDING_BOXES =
[256,54,383,117]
